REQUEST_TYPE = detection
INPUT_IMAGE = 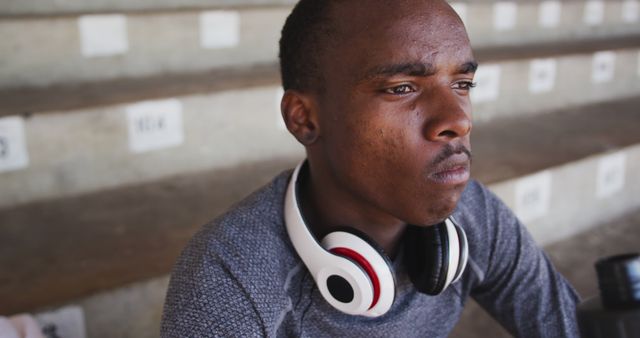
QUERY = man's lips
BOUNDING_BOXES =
[428,153,471,185]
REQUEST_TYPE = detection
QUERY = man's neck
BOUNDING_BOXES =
[298,162,407,258]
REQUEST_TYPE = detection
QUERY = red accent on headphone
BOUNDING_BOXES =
[330,247,381,309]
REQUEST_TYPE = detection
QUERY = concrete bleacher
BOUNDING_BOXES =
[0,0,639,337]
[1,0,638,89]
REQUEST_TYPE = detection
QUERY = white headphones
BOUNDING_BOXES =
[284,161,468,317]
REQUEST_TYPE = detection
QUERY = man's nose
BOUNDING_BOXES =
[421,89,472,142]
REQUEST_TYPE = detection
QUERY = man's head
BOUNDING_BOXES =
[279,0,476,227]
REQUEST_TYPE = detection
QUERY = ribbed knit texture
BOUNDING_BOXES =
[161,170,580,337]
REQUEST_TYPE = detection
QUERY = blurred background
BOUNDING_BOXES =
[0,0,639,337]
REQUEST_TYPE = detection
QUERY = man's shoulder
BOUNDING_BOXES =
[163,170,301,336]
[208,169,291,240]
[193,168,297,269]
[172,168,302,295]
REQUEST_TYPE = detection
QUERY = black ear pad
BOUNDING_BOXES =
[403,223,450,295]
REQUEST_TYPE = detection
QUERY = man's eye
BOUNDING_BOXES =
[384,84,415,95]
[453,81,477,91]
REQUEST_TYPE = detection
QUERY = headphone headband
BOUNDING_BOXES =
[284,161,331,273]
[284,161,395,316]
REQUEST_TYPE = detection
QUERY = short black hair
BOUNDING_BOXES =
[279,0,337,92]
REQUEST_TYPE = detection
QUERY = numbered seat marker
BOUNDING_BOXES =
[622,0,639,23]
[471,64,502,103]
[591,51,616,84]
[200,11,240,49]
[539,1,562,28]
[515,171,552,223]
[0,116,29,173]
[78,14,129,58]
[126,99,184,153]
[529,58,557,94]
[36,306,86,338]
[583,0,605,26]
[493,2,518,31]
[596,152,627,199]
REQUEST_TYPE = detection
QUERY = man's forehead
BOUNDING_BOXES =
[328,0,457,28]
[353,31,475,81]
[326,0,468,50]
[317,0,472,84]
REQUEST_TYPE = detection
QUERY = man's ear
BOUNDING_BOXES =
[281,89,320,145]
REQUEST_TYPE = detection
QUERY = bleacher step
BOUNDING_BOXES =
[0,64,279,117]
[473,95,640,184]
[0,157,299,314]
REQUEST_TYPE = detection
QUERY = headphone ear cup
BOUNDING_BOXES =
[403,219,468,295]
[321,229,396,317]
[403,223,449,295]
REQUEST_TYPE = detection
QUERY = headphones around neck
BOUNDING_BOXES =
[284,161,469,317]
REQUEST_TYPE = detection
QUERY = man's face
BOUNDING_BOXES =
[311,0,475,226]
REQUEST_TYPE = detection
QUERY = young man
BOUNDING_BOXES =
[161,1,579,336]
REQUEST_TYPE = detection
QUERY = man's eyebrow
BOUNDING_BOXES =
[360,60,479,82]
[360,62,437,81]
[458,61,478,74]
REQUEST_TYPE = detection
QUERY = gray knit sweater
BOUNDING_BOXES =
[161,170,579,337]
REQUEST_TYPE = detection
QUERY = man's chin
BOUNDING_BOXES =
[414,189,465,226]
[403,204,456,227]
